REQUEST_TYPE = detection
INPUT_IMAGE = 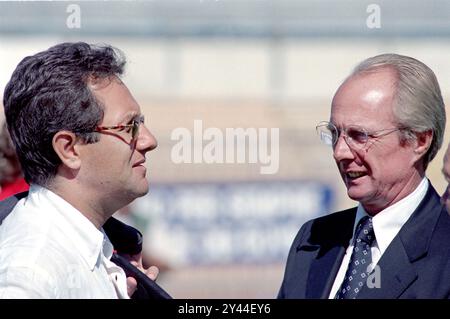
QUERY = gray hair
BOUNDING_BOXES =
[350,53,445,170]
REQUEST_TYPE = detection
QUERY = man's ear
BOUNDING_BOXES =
[52,131,82,170]
[413,129,433,159]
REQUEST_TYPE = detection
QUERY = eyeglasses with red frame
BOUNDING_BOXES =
[95,115,145,142]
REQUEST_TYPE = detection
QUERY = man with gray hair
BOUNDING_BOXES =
[278,54,450,299]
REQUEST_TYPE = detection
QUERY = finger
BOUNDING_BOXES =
[126,276,137,297]
[145,266,159,281]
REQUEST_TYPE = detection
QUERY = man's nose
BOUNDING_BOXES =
[333,133,354,162]
[136,125,158,152]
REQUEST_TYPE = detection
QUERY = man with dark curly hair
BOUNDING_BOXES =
[0,42,159,298]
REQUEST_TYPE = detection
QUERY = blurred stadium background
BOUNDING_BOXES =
[1,0,450,298]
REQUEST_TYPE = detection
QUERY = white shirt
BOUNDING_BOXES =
[328,177,429,298]
[0,185,129,299]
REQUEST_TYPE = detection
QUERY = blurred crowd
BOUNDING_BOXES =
[0,122,28,200]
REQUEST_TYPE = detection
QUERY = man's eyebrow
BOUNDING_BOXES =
[120,112,140,124]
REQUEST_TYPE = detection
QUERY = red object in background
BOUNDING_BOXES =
[0,178,29,201]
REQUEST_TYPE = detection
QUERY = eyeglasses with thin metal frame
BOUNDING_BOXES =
[95,115,145,142]
[316,121,404,150]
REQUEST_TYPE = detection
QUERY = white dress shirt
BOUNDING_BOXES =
[0,185,129,299]
[328,177,429,298]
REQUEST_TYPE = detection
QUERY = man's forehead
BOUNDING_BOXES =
[89,76,141,125]
[337,68,397,95]
[331,73,396,122]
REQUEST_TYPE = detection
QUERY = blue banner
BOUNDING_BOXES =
[130,181,333,266]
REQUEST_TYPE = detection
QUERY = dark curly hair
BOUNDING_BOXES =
[3,42,126,186]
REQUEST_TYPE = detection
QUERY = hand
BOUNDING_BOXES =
[121,252,160,297]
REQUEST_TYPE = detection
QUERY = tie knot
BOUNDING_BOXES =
[355,216,375,245]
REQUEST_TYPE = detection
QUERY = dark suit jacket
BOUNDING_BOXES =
[278,184,450,299]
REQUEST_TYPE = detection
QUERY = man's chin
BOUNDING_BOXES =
[137,185,150,198]
[132,179,150,198]
[346,186,368,202]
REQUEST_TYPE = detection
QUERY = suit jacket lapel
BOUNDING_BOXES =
[304,208,357,298]
[306,245,346,298]
[358,184,442,298]
[358,238,417,298]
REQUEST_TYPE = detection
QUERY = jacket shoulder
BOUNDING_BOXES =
[291,207,357,249]
[0,193,24,225]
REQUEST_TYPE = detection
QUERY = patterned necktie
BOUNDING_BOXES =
[335,216,375,299]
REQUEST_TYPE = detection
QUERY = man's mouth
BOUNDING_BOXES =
[346,171,367,179]
[133,160,146,168]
